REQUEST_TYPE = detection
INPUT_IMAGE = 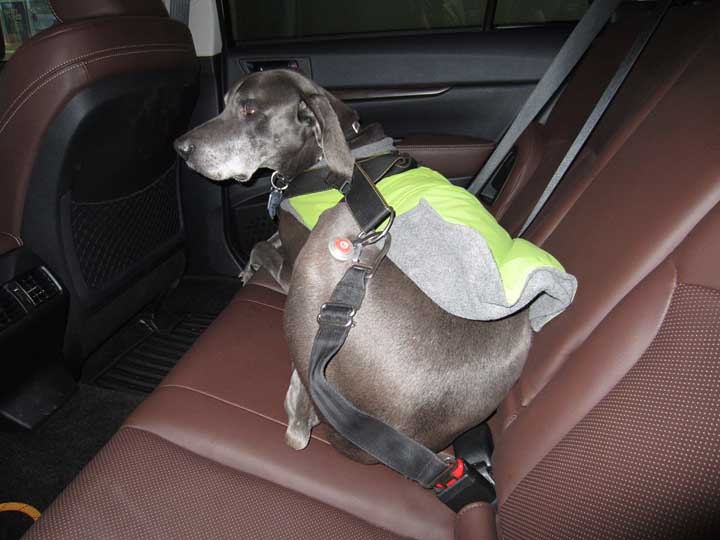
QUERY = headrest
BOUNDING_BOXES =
[49,0,168,23]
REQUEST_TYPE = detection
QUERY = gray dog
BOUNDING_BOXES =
[175,69,531,463]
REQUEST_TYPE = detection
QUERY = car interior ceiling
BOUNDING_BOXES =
[1,0,719,539]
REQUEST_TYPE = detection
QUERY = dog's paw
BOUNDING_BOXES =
[239,264,259,286]
[284,426,311,450]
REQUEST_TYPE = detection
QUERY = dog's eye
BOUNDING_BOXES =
[242,102,258,116]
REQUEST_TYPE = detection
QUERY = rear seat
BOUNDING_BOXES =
[23,3,720,539]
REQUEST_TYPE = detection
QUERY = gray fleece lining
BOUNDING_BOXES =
[281,138,576,331]
[285,201,576,331]
[387,201,577,331]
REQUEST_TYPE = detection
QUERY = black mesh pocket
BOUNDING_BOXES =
[70,166,181,290]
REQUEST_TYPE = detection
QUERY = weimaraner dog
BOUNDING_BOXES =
[175,69,531,464]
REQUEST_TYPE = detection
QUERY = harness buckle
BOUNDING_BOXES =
[317,303,356,328]
[351,231,391,277]
[433,458,496,512]
[355,207,395,248]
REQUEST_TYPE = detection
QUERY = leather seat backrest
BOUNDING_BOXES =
[487,2,720,430]
[490,3,651,233]
[0,0,199,358]
[473,3,720,537]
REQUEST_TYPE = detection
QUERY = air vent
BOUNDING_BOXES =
[0,287,25,332]
[15,267,62,307]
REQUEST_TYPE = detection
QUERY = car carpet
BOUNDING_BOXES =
[0,384,142,540]
[85,275,243,395]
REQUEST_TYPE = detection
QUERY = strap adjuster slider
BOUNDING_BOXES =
[317,303,356,328]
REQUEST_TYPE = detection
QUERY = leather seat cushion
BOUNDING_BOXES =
[121,283,457,540]
[23,427,410,540]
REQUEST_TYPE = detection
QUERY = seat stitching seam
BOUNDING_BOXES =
[0,232,23,247]
[230,297,285,312]
[157,383,331,445]
[0,43,192,127]
[0,47,191,135]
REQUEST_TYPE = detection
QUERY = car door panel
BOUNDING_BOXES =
[222,26,571,261]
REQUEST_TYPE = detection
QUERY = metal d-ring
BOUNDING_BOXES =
[270,171,289,191]
[355,208,396,247]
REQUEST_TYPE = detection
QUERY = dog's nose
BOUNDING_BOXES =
[174,139,195,161]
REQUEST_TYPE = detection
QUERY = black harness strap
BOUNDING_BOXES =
[309,261,450,488]
[268,152,417,221]
[286,152,417,199]
[342,163,394,235]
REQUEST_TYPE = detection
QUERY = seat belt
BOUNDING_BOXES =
[467,0,622,197]
[307,166,496,513]
[168,0,192,25]
[517,0,674,237]
[309,244,496,512]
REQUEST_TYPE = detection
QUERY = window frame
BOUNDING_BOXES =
[218,0,584,47]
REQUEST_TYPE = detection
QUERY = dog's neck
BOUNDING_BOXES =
[346,123,388,150]
[307,123,396,173]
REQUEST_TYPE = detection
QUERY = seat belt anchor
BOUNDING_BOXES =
[433,458,496,512]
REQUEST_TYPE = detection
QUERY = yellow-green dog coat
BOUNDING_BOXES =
[282,166,577,331]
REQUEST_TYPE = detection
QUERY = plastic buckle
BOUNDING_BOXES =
[317,303,356,328]
[433,458,496,512]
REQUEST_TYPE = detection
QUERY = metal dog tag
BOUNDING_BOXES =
[267,189,283,220]
[267,171,289,219]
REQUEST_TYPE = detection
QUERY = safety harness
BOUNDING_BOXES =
[269,152,497,512]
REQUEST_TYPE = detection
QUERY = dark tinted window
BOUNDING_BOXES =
[1,0,57,61]
[494,0,588,26]
[228,0,488,42]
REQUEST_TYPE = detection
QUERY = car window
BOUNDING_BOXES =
[494,0,589,27]
[1,0,58,61]
[227,0,489,42]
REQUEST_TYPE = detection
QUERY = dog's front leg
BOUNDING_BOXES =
[240,233,290,292]
[284,368,319,450]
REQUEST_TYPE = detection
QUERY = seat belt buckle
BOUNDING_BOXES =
[433,458,496,512]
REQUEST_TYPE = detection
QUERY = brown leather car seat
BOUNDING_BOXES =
[0,0,198,362]
[19,2,720,539]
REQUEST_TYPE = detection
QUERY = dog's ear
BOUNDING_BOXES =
[322,89,360,136]
[300,94,354,181]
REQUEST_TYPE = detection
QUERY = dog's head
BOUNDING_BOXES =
[174,70,358,183]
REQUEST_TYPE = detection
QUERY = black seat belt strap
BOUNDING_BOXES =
[467,0,622,197]
[309,258,496,511]
[309,264,450,488]
[308,174,496,510]
[518,0,673,237]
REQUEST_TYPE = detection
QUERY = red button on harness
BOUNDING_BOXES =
[328,236,356,261]
[435,459,465,489]
[334,238,352,254]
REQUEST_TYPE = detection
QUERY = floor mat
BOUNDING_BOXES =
[88,275,242,394]
[0,384,141,540]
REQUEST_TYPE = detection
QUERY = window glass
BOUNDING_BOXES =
[228,0,488,43]
[1,0,57,61]
[494,0,588,26]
